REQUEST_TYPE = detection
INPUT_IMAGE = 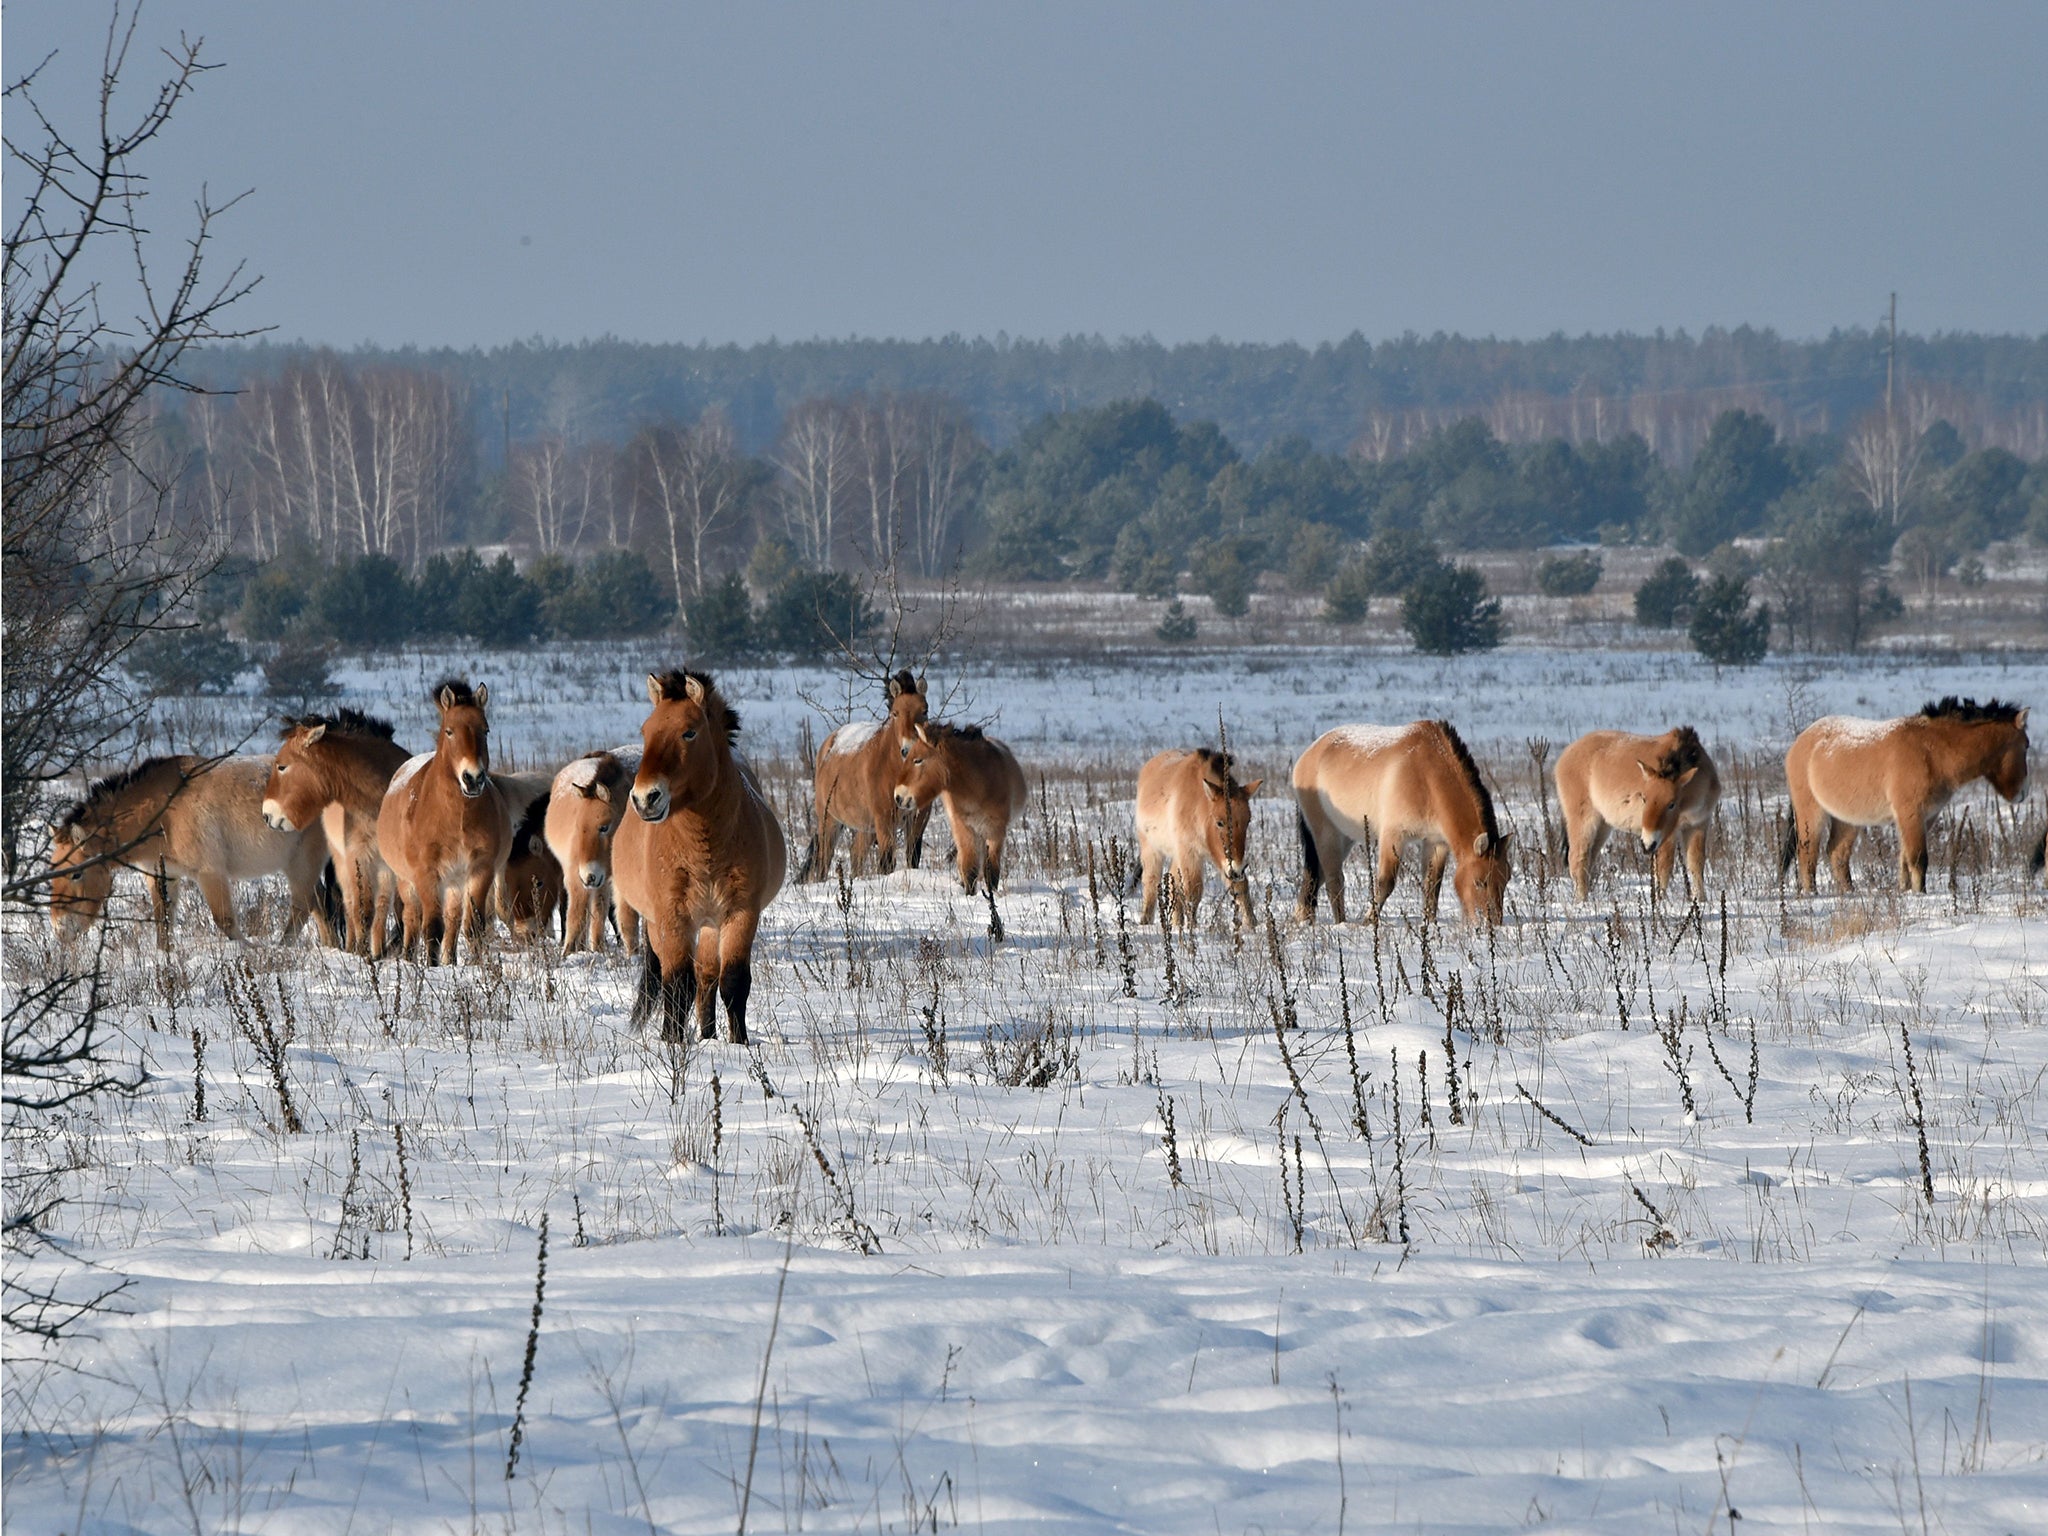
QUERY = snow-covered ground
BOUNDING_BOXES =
[8,643,2047,1533]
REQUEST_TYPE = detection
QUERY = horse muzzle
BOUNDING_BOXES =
[633,790,669,823]
[261,800,296,832]
[893,787,918,810]
[580,865,606,890]
[459,772,488,799]
[1224,863,1247,884]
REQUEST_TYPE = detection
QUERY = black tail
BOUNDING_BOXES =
[1778,815,1798,877]
[318,859,346,944]
[1296,809,1323,916]
[2029,827,2046,877]
[794,834,819,883]
[631,939,662,1030]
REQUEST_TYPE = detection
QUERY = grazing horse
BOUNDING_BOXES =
[1555,726,1720,900]
[612,671,786,1043]
[495,791,565,942]
[51,754,335,947]
[1292,721,1512,925]
[1134,748,1262,926]
[543,747,641,953]
[800,670,929,880]
[1783,697,2030,893]
[375,680,510,964]
[894,721,1028,895]
[264,709,413,954]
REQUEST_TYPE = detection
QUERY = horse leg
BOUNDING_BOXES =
[1793,803,1824,894]
[984,825,1009,893]
[1895,808,1929,893]
[1178,856,1204,926]
[907,801,934,870]
[1685,826,1708,897]
[946,799,979,895]
[654,928,697,1044]
[693,925,723,1042]
[562,883,590,955]
[716,912,760,1045]
[1651,834,1680,901]
[616,897,640,956]
[1421,843,1449,923]
[630,930,663,1031]
[438,884,464,967]
[813,819,845,883]
[1826,821,1859,891]
[1368,836,1401,922]
[1566,812,1600,901]
[149,863,175,950]
[196,871,240,940]
[461,865,493,960]
[1139,841,1166,925]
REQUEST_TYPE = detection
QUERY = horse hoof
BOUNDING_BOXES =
[728,1026,748,1046]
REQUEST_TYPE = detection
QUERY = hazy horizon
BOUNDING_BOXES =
[10,2,2046,350]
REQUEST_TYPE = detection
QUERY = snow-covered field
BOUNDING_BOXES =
[8,642,2047,1533]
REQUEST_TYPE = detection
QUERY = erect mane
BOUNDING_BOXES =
[1432,721,1500,842]
[1657,725,1705,779]
[1919,696,2023,726]
[650,668,742,739]
[938,722,985,743]
[511,788,551,855]
[281,707,396,742]
[56,755,187,835]
[1193,746,1240,790]
[887,669,920,699]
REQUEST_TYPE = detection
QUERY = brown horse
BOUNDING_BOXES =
[894,721,1028,895]
[1292,721,1512,924]
[542,747,641,953]
[612,671,786,1043]
[374,679,510,963]
[1134,748,1262,926]
[264,709,413,954]
[1783,697,2030,893]
[50,754,336,947]
[1554,726,1720,900]
[800,670,930,880]
[495,790,565,942]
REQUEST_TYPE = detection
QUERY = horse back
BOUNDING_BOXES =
[170,754,310,880]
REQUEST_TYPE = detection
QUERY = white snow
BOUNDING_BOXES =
[386,751,433,791]
[823,719,882,756]
[1328,723,1417,756]
[1813,714,1905,745]
[9,642,2048,1533]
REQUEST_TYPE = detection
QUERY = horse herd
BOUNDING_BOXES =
[44,671,2035,1044]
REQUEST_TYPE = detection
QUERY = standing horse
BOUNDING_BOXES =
[1292,721,1512,924]
[800,670,929,880]
[1554,726,1719,900]
[894,721,1028,895]
[375,680,510,964]
[543,747,641,953]
[1134,748,1262,926]
[495,791,566,942]
[51,754,335,947]
[612,671,786,1043]
[264,709,413,954]
[1783,697,2030,893]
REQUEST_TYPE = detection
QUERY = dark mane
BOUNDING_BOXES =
[511,788,551,855]
[651,668,741,738]
[1433,721,1500,842]
[1657,725,1705,779]
[943,722,986,742]
[584,750,633,793]
[281,707,396,742]
[431,677,481,709]
[887,669,920,699]
[1193,746,1239,788]
[1919,696,2023,726]
[56,755,186,834]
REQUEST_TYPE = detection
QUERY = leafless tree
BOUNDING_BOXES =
[634,411,749,602]
[4,5,258,1332]
[773,396,856,569]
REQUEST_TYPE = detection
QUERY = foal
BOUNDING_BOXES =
[612,671,786,1043]
[894,721,1028,895]
[264,709,412,954]
[802,670,929,880]
[1134,748,1262,926]
[543,747,641,954]
[1784,697,2030,893]
[374,680,510,963]
[1554,726,1719,900]
[1292,721,1512,924]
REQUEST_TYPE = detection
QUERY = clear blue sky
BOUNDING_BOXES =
[9,1,2045,348]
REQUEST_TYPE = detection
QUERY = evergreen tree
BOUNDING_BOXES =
[685,570,757,660]
[1633,557,1701,628]
[1154,598,1197,643]
[1400,562,1504,654]
[1688,575,1770,667]
[1666,410,1793,555]
[1536,551,1603,596]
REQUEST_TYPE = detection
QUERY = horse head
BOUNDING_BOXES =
[263,718,332,832]
[1632,728,1705,850]
[1989,707,2031,801]
[1196,750,1261,889]
[565,753,631,887]
[46,818,111,943]
[1454,828,1513,925]
[432,680,492,798]
[634,671,735,823]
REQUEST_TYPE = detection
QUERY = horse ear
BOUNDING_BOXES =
[645,673,663,707]
[1241,778,1263,797]
[683,674,707,704]
[1636,759,1653,779]
[304,722,327,745]
[915,672,926,696]
[1675,765,1699,788]
[2018,707,2031,731]
[475,683,489,709]
[915,722,934,746]
[1472,832,1492,857]
[438,685,457,712]
[887,675,904,700]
